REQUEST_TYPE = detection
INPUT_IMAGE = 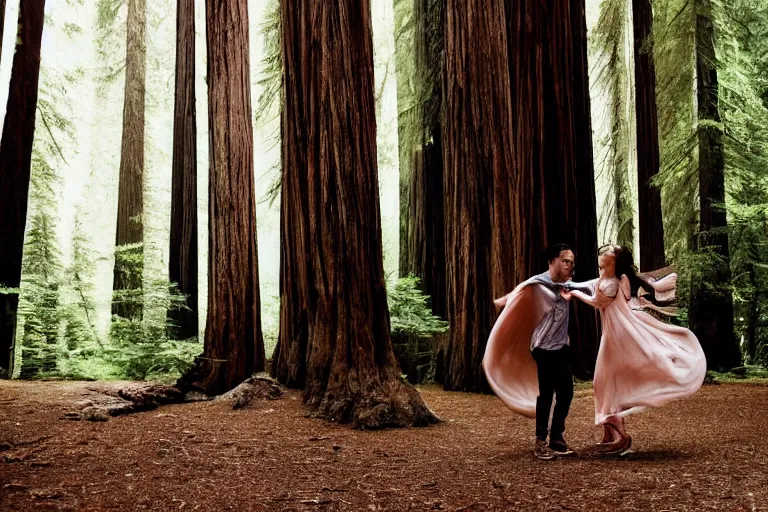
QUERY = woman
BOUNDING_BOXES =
[561,245,707,455]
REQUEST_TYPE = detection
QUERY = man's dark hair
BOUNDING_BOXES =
[543,243,574,263]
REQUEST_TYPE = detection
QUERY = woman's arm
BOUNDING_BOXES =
[561,288,600,308]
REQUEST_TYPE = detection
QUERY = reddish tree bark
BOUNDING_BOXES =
[443,0,517,392]
[112,0,147,320]
[407,133,446,319]
[168,0,198,340]
[179,0,265,395]
[633,0,666,271]
[506,0,600,377]
[505,0,547,283]
[0,0,46,377]
[560,0,601,377]
[272,0,438,427]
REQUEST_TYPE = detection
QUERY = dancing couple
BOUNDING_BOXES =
[483,243,707,460]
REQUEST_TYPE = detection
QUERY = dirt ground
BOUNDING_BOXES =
[1,380,767,511]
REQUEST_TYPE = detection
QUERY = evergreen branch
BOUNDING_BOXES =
[658,0,693,41]
[75,282,103,349]
[38,107,69,165]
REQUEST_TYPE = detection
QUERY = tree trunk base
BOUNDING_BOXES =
[176,357,237,396]
[307,378,440,429]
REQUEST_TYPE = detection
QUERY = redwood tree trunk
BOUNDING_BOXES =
[633,0,665,271]
[0,0,46,377]
[168,0,198,340]
[112,0,147,320]
[401,0,448,381]
[690,0,741,370]
[443,0,517,392]
[563,0,601,377]
[407,133,445,319]
[272,0,438,428]
[407,0,445,319]
[269,0,311,388]
[505,0,547,283]
[179,0,265,395]
[506,0,600,377]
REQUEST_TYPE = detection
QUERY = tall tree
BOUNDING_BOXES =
[112,0,147,320]
[395,0,447,379]
[554,0,600,377]
[442,0,517,391]
[17,63,80,379]
[0,0,47,377]
[689,0,741,369]
[394,0,415,278]
[717,0,768,365]
[409,0,446,312]
[271,0,438,427]
[590,0,635,251]
[507,0,600,376]
[505,0,546,279]
[652,0,698,261]
[179,0,265,395]
[167,0,198,340]
[406,0,445,320]
[633,0,666,270]
[18,212,61,379]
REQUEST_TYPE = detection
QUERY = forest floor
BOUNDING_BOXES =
[1,380,767,512]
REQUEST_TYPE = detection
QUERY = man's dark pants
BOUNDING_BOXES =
[531,346,574,441]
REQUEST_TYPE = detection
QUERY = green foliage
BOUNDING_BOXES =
[254,0,282,208]
[106,279,199,380]
[715,0,768,364]
[63,22,83,38]
[18,214,62,379]
[705,364,768,383]
[94,0,127,90]
[587,0,768,367]
[261,294,280,360]
[107,321,198,381]
[62,216,100,347]
[653,0,699,260]
[388,275,449,338]
[388,275,448,383]
[646,0,768,364]
[11,0,199,382]
[255,0,281,127]
[54,214,107,380]
[15,63,78,379]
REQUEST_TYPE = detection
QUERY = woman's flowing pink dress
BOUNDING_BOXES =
[581,274,707,424]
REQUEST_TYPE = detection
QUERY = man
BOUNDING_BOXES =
[527,243,577,460]
[483,243,592,460]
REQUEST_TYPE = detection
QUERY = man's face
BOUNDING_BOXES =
[550,250,575,282]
